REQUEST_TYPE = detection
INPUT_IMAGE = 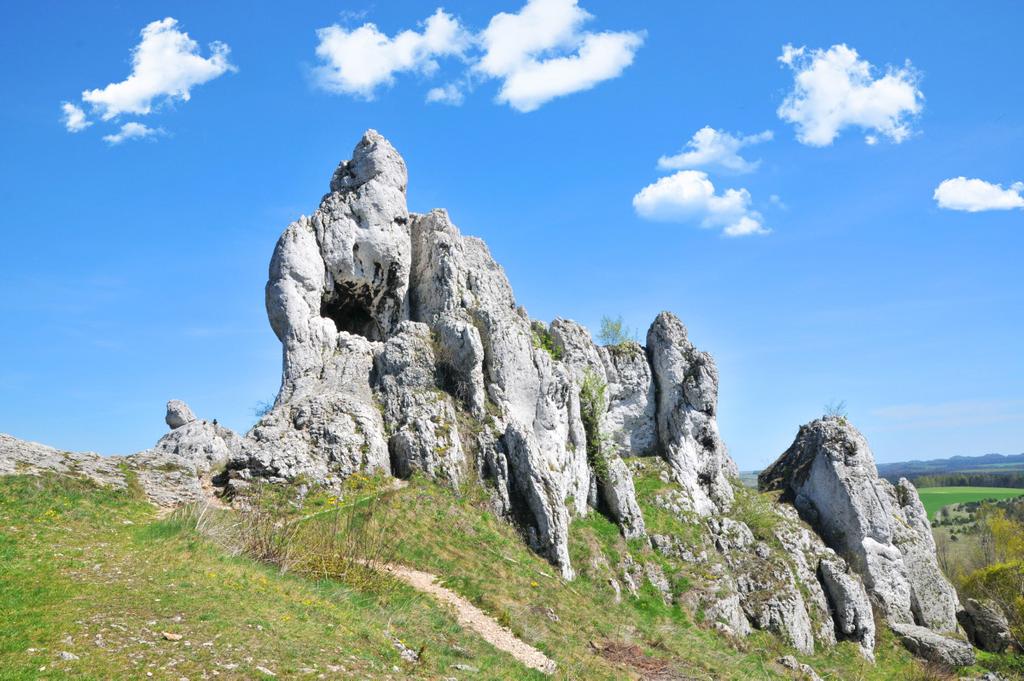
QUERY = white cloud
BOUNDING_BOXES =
[313,1,643,111]
[102,122,161,145]
[61,103,91,132]
[777,43,923,146]
[314,9,471,98]
[778,44,804,66]
[81,18,234,120]
[657,127,773,174]
[475,0,643,112]
[426,83,465,105]
[632,170,769,237]
[934,177,1024,212]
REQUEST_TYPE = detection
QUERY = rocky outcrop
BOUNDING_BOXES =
[890,623,975,666]
[373,321,466,486]
[818,559,875,656]
[647,313,736,515]
[154,406,241,474]
[1,129,986,669]
[760,417,965,659]
[959,599,1015,653]
[727,541,816,653]
[888,478,961,631]
[0,400,240,507]
[165,399,196,429]
[548,318,646,539]
[219,130,738,579]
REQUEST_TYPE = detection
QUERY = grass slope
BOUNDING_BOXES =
[0,469,1005,680]
[917,487,1024,518]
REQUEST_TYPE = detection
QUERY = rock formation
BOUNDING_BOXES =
[959,598,1016,653]
[156,400,241,474]
[0,399,238,507]
[221,130,738,579]
[0,130,986,669]
[760,416,971,662]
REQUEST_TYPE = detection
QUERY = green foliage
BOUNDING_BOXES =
[961,560,1024,645]
[598,315,634,347]
[530,325,563,360]
[915,471,1024,489]
[578,368,609,481]
[729,485,783,544]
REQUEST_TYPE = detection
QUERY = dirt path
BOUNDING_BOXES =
[381,563,557,675]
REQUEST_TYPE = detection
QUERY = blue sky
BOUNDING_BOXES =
[1,1,1021,470]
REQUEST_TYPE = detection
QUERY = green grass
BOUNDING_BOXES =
[0,469,1002,680]
[0,474,537,680]
[917,486,1024,518]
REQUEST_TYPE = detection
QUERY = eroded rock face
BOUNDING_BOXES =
[1,129,980,667]
[648,312,736,515]
[599,342,657,457]
[373,321,466,486]
[819,559,876,657]
[760,417,962,647]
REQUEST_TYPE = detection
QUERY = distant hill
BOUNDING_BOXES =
[740,453,1024,489]
[876,452,1024,482]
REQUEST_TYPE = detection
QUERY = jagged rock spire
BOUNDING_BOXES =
[760,417,969,661]
[229,130,740,580]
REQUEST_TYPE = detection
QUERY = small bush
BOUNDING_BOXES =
[253,398,276,418]
[531,324,563,360]
[598,316,634,347]
[823,399,848,419]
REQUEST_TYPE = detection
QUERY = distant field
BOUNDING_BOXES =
[917,486,1024,518]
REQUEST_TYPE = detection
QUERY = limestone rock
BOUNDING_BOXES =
[165,400,196,429]
[407,210,590,577]
[819,559,875,657]
[153,418,241,473]
[760,417,961,636]
[598,341,657,457]
[888,478,961,631]
[232,332,390,486]
[0,432,207,508]
[777,655,823,681]
[771,506,840,649]
[548,318,645,539]
[373,321,465,485]
[708,516,816,654]
[958,599,1014,653]
[890,623,975,667]
[705,588,752,637]
[598,456,646,540]
[224,130,740,580]
[647,312,736,515]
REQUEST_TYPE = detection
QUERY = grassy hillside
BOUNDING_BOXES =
[0,469,1013,680]
[917,486,1024,519]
